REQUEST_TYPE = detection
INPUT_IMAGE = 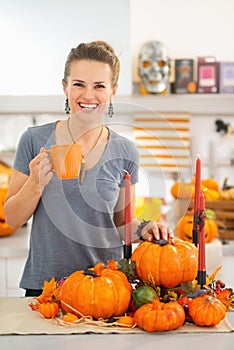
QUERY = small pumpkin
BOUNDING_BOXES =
[38,302,59,319]
[188,294,226,326]
[59,262,132,319]
[131,239,198,288]
[117,315,135,328]
[176,212,218,243]
[0,188,16,237]
[134,299,185,332]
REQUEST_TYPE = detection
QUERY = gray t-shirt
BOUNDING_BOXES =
[13,122,139,290]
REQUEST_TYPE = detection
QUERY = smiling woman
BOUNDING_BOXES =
[3,40,173,297]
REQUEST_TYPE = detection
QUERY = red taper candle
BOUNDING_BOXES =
[193,155,201,246]
[124,171,131,246]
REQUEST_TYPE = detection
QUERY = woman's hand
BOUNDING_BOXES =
[141,221,174,243]
[28,147,54,193]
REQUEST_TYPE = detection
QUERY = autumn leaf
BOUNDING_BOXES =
[207,266,222,284]
[37,277,58,303]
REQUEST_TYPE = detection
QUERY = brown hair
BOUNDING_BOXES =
[63,40,120,87]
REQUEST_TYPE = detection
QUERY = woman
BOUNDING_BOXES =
[4,41,173,296]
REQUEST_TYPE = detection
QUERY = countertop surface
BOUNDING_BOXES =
[0,298,234,350]
[0,311,233,350]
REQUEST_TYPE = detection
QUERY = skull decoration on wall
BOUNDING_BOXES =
[138,40,170,94]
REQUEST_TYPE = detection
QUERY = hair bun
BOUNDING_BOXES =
[93,40,115,54]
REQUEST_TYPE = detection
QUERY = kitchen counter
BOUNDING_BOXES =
[0,225,30,297]
[2,223,234,258]
[0,311,233,350]
[0,295,233,350]
[0,224,30,258]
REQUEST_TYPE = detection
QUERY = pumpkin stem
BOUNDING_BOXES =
[154,239,168,246]
[152,299,162,310]
[83,270,97,277]
[107,260,118,270]
[94,263,105,276]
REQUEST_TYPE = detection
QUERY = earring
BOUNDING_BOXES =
[108,101,114,118]
[65,98,70,114]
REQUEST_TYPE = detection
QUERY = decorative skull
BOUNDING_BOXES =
[138,40,170,94]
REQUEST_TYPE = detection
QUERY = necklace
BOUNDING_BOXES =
[66,117,104,184]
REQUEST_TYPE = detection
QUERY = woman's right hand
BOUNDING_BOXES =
[28,147,55,193]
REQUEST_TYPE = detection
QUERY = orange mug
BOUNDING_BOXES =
[48,144,82,179]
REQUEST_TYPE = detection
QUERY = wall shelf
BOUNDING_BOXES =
[0,94,234,116]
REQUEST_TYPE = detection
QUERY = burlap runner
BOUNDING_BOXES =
[0,297,233,335]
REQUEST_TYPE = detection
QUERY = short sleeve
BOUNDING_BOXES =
[120,143,139,187]
[13,128,35,175]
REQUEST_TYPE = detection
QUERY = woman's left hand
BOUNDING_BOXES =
[141,221,174,242]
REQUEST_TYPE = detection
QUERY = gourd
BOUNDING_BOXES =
[59,262,132,319]
[131,239,198,288]
[188,294,226,326]
[0,188,16,237]
[117,315,135,327]
[176,212,218,243]
[134,299,185,332]
[38,302,59,319]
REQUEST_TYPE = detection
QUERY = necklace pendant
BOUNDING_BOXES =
[79,158,86,185]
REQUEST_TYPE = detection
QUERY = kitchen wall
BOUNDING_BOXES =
[131,0,234,82]
[0,0,131,95]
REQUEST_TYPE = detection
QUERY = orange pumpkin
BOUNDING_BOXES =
[134,299,185,332]
[131,239,198,288]
[176,213,218,243]
[59,262,132,319]
[0,188,16,237]
[188,294,226,326]
[170,181,194,199]
[203,188,220,200]
[38,302,59,319]
[201,178,219,191]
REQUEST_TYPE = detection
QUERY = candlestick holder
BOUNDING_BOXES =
[197,204,206,288]
[197,270,206,288]
[123,244,132,260]
[192,210,200,247]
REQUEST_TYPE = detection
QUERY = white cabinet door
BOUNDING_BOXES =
[6,257,27,297]
[0,258,6,296]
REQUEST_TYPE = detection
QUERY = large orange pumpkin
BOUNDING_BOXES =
[134,299,185,332]
[131,239,198,288]
[176,212,218,243]
[188,294,226,326]
[0,188,16,237]
[58,262,132,319]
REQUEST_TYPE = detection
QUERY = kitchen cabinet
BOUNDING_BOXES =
[0,225,30,297]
